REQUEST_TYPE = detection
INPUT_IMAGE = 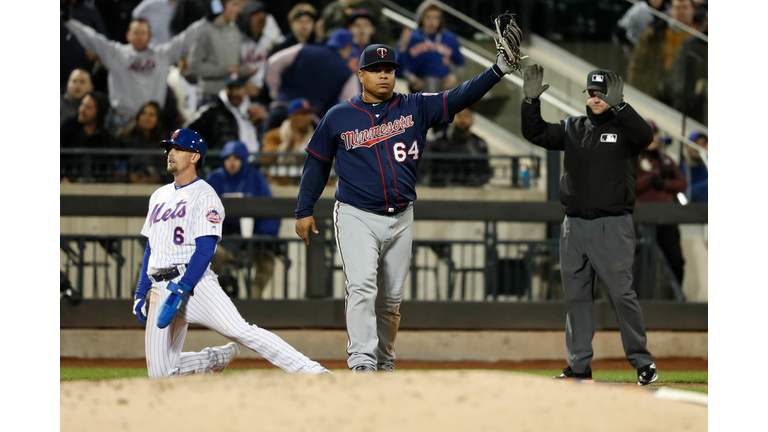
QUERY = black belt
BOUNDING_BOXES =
[375,203,412,217]
[149,266,184,284]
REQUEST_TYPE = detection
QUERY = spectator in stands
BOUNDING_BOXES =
[261,98,317,186]
[61,91,118,148]
[396,1,465,93]
[616,1,670,47]
[420,107,492,187]
[183,73,267,154]
[319,0,391,44]
[205,140,281,299]
[61,69,94,126]
[667,3,707,123]
[167,56,199,122]
[268,3,319,57]
[132,0,177,47]
[680,131,708,203]
[346,9,377,72]
[188,0,246,103]
[636,120,687,288]
[626,0,696,101]
[117,101,169,184]
[62,12,206,132]
[264,29,358,131]
[60,0,108,95]
[238,1,280,100]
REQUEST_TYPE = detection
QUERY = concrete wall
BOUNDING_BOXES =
[60,329,708,361]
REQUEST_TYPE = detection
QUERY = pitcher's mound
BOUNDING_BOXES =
[61,371,707,432]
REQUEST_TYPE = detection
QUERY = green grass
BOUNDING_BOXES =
[61,368,148,381]
[518,370,708,384]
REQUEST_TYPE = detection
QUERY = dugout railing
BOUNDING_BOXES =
[60,197,706,303]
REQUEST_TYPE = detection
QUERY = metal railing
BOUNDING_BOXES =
[60,149,541,188]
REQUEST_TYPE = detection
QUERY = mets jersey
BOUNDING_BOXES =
[141,178,224,274]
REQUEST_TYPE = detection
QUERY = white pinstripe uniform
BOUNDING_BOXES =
[141,178,326,377]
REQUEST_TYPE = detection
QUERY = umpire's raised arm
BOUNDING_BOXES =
[520,65,565,151]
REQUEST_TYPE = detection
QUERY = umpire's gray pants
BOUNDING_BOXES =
[560,214,654,373]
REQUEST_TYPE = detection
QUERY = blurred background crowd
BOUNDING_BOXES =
[60,0,708,302]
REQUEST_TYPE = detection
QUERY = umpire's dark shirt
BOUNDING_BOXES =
[521,99,653,219]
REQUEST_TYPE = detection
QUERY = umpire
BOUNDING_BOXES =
[520,65,658,386]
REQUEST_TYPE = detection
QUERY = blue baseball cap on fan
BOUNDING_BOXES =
[359,44,400,70]
[287,98,315,116]
[326,29,353,49]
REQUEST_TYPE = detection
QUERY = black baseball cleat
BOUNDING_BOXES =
[553,366,592,381]
[637,363,659,386]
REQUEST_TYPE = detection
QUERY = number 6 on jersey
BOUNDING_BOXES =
[393,140,420,163]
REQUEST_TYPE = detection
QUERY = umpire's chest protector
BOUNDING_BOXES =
[561,115,640,218]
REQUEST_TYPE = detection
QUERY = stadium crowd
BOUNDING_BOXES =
[60,0,706,202]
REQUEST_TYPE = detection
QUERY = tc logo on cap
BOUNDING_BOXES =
[377,48,388,58]
[592,75,604,82]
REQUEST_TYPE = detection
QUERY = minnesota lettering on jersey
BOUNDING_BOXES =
[150,200,188,227]
[341,115,414,151]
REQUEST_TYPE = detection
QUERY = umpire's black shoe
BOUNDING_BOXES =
[637,363,659,386]
[553,366,592,380]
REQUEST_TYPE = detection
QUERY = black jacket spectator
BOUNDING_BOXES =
[182,96,241,151]
[61,91,117,148]
[117,101,170,183]
[421,108,492,187]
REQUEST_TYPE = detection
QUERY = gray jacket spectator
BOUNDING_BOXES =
[132,0,178,47]
[61,69,94,126]
[187,0,245,100]
[63,16,206,129]
[617,0,670,45]
[237,1,283,99]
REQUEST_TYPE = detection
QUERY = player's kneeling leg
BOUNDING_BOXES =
[157,281,193,329]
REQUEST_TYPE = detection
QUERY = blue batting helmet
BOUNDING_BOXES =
[161,129,208,166]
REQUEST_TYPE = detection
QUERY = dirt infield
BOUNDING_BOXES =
[60,371,707,432]
[60,356,708,371]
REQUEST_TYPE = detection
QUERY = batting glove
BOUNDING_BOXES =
[133,292,148,325]
[156,281,193,329]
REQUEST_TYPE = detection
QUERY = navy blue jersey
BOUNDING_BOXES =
[296,66,503,217]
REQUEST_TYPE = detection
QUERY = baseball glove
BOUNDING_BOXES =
[493,12,528,73]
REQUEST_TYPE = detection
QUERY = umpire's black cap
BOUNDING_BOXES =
[359,44,400,70]
[583,69,614,94]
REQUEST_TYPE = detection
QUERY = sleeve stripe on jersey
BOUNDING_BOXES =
[306,147,332,161]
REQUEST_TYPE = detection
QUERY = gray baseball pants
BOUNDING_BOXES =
[559,214,654,373]
[333,201,414,370]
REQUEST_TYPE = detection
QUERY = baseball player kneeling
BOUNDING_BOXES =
[133,128,330,377]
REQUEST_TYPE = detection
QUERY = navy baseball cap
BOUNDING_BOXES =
[225,73,247,87]
[326,29,353,49]
[359,44,399,70]
[287,98,315,115]
[583,69,614,94]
